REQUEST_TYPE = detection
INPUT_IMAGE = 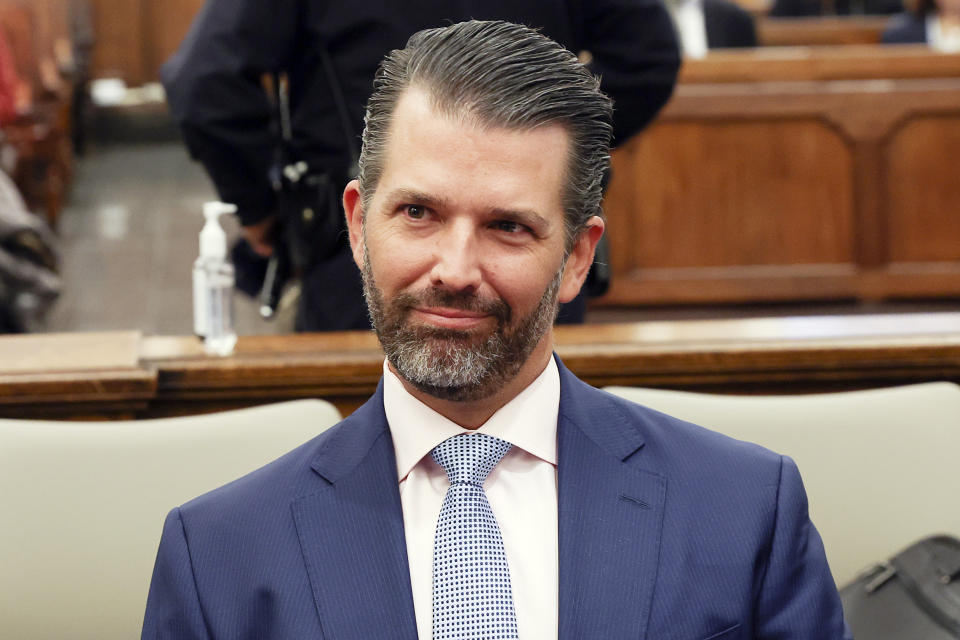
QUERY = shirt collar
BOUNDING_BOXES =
[383,355,560,483]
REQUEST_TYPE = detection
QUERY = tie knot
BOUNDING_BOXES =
[431,433,512,487]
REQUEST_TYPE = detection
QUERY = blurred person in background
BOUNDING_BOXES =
[0,28,60,333]
[883,0,960,49]
[68,0,94,155]
[0,26,27,126]
[667,0,757,58]
[161,0,680,332]
[0,168,60,333]
[770,0,902,17]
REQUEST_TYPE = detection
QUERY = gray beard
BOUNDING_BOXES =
[361,250,563,402]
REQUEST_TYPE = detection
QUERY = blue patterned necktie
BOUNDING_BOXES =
[431,433,519,640]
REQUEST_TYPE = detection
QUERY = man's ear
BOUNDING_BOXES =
[558,216,605,304]
[342,179,365,269]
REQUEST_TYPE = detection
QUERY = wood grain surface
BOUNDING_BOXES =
[2,314,958,419]
[602,69,960,307]
[757,17,888,47]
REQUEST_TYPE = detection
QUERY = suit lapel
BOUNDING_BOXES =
[292,384,418,640]
[556,358,666,640]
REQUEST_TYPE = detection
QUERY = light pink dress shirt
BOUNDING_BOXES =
[383,356,560,640]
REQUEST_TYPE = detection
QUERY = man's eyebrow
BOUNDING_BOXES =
[489,207,552,230]
[384,188,449,210]
[385,188,552,229]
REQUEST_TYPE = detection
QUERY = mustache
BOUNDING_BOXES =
[393,288,512,324]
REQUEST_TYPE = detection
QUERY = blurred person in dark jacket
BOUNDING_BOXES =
[161,0,680,332]
[667,0,757,58]
[883,0,960,50]
[770,0,901,16]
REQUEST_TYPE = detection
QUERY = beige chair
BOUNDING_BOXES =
[0,399,342,640]
[603,382,960,587]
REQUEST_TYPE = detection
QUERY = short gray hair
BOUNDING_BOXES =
[357,20,613,245]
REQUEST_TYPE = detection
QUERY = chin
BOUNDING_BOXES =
[407,378,500,403]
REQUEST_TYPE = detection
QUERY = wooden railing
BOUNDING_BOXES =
[2,313,958,420]
[679,45,960,83]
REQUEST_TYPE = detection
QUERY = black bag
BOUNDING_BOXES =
[840,535,960,639]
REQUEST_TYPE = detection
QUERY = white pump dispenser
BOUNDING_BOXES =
[199,201,234,259]
[193,201,238,355]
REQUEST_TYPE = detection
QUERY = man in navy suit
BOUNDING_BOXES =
[143,20,851,639]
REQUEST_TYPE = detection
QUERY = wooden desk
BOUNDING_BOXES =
[2,313,958,419]
[0,332,155,418]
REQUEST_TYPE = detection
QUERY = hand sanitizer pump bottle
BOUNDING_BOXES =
[193,201,238,356]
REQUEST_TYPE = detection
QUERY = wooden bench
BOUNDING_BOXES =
[600,46,960,309]
[756,16,889,47]
[680,44,960,82]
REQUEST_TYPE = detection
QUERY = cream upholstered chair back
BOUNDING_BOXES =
[0,399,342,640]
[603,382,960,587]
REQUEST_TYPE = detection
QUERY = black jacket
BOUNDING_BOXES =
[704,0,758,48]
[770,0,902,17]
[881,12,928,43]
[161,0,681,226]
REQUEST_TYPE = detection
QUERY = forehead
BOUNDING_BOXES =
[370,87,569,221]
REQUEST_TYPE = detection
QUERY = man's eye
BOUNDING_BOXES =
[403,205,426,219]
[493,220,529,234]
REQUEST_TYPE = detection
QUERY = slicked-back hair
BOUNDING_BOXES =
[357,20,613,246]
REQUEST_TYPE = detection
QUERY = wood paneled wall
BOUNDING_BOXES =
[599,47,960,308]
[88,0,203,84]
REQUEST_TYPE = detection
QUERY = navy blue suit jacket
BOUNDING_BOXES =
[142,356,850,639]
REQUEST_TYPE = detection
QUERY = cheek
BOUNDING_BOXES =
[366,231,429,291]
[484,251,562,309]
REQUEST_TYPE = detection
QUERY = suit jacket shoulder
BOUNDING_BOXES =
[177,385,388,523]
[142,383,418,639]
[557,360,783,482]
[554,358,851,640]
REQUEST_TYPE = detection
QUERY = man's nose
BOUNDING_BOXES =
[429,221,483,292]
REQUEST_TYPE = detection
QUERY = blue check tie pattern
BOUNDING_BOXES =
[431,433,519,640]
